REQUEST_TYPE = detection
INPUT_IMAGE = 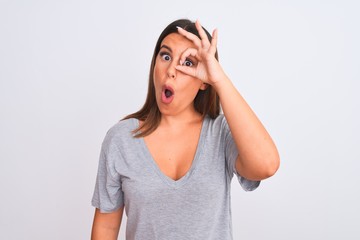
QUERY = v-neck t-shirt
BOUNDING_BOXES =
[91,114,260,240]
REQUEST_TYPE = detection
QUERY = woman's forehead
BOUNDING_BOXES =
[160,33,196,53]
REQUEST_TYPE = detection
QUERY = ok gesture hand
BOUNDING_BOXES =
[175,20,227,87]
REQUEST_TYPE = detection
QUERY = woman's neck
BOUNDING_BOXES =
[159,111,203,130]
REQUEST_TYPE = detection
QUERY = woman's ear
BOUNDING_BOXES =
[199,83,208,90]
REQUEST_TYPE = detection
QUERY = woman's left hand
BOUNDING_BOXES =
[175,20,227,86]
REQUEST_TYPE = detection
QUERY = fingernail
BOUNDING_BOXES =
[176,26,183,30]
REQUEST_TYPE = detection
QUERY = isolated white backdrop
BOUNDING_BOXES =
[0,0,359,239]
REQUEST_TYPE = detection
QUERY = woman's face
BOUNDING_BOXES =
[153,33,206,117]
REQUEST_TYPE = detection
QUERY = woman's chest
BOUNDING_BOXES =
[143,126,202,181]
[119,138,228,203]
[120,153,228,210]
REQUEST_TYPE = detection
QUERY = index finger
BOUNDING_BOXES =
[195,20,211,48]
[177,26,201,48]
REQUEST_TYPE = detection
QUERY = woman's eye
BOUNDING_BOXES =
[160,52,171,61]
[183,59,194,67]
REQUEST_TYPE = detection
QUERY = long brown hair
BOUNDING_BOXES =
[123,19,220,137]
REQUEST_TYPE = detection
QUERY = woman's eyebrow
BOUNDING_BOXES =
[159,45,172,52]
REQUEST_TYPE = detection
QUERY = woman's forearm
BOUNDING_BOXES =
[214,76,280,180]
[91,208,123,240]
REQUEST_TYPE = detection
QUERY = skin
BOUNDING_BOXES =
[91,20,280,239]
[143,32,209,181]
[151,30,216,178]
[175,20,280,180]
[153,33,207,118]
[91,208,123,240]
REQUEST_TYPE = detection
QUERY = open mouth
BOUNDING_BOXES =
[161,85,174,104]
[165,88,173,98]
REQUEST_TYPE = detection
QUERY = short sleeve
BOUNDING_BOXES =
[91,140,124,213]
[222,116,261,191]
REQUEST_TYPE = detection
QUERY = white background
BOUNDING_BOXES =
[1,0,359,239]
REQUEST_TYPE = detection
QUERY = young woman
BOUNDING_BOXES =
[91,18,280,240]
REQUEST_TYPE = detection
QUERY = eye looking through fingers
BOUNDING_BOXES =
[179,48,199,67]
[183,59,193,67]
[182,57,197,67]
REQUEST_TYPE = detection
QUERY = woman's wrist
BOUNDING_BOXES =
[211,75,234,96]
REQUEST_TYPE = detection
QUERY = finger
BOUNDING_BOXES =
[178,48,198,66]
[195,20,210,48]
[177,26,201,48]
[209,28,218,55]
[175,65,196,77]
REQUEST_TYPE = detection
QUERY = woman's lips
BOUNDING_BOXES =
[161,85,174,104]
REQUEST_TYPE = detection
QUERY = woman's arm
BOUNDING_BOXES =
[213,76,280,181]
[91,207,124,240]
[176,20,280,180]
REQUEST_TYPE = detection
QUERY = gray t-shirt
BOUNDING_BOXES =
[92,115,260,240]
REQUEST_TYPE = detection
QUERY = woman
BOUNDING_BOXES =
[91,18,280,240]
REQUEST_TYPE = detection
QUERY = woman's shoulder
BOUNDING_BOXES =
[203,114,233,141]
[102,118,137,145]
[206,114,227,129]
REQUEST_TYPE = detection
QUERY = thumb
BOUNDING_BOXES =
[175,65,196,77]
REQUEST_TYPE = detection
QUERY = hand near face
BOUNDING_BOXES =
[175,20,227,87]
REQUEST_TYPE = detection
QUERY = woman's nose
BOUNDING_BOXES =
[167,62,177,79]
